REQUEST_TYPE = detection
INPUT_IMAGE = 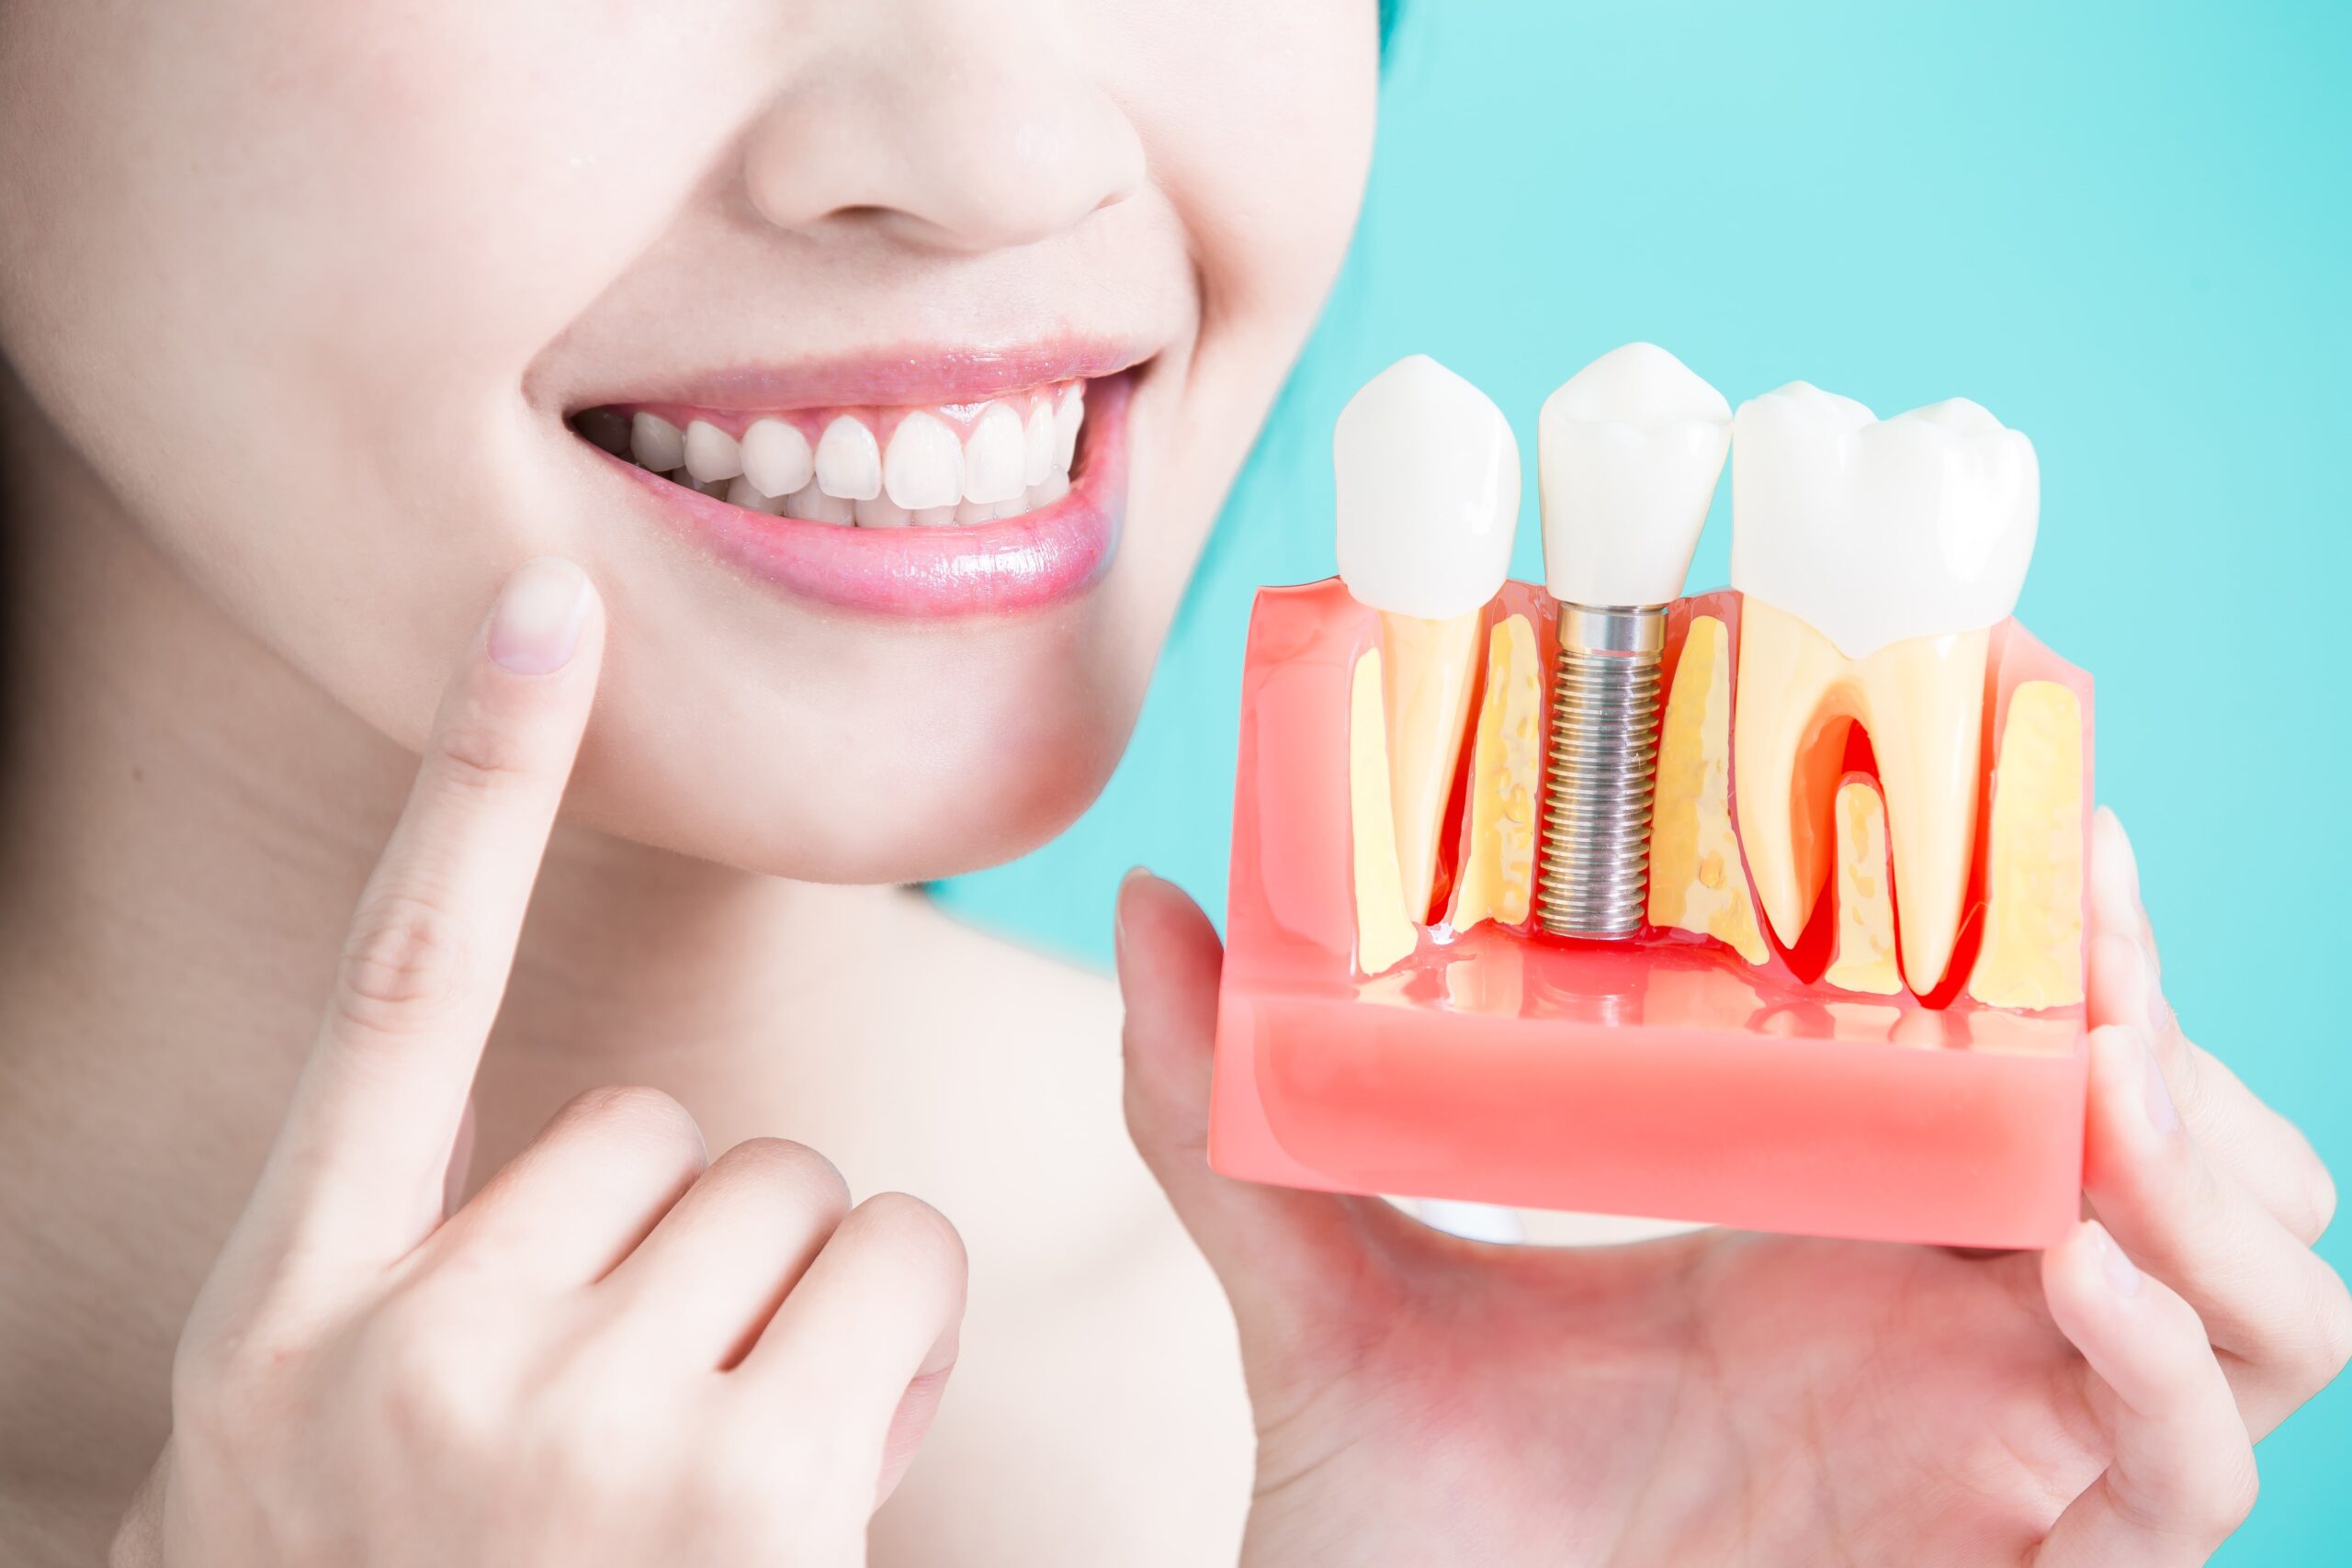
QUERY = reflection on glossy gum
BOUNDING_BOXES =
[1211,580,2088,1249]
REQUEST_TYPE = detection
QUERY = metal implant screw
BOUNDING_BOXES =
[1536,604,1667,939]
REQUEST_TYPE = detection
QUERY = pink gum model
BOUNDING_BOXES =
[1209,579,2093,1249]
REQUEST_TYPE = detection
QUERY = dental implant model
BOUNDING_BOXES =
[1207,345,2093,1253]
[1332,355,1521,949]
[1532,344,1732,938]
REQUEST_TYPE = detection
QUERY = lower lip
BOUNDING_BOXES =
[606,372,1130,617]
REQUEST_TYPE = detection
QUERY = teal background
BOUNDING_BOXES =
[941,3,2350,1554]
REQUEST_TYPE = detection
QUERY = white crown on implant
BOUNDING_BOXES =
[1333,355,1521,621]
[1537,343,1731,606]
[1731,383,2039,659]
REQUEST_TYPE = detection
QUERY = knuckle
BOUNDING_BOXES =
[849,1191,967,1283]
[334,893,469,1031]
[2313,1269,2352,1386]
[717,1137,851,1215]
[2212,1447,2261,1535]
[2305,1161,2339,1242]
[560,1083,701,1145]
[550,1085,707,1174]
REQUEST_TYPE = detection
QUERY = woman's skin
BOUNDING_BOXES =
[1116,811,2351,1565]
[0,0,1373,1562]
[0,3,2339,1567]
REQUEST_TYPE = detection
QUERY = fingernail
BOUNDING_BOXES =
[1113,866,1151,956]
[2139,1032,2181,1134]
[2118,938,2163,1041]
[487,557,592,674]
[2096,806,2143,904]
[2096,1224,2143,1297]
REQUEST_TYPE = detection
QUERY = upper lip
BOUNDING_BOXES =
[563,338,1155,415]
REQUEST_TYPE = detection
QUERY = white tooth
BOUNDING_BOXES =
[911,506,960,526]
[683,420,743,483]
[961,401,1028,503]
[1333,355,1520,621]
[854,494,912,527]
[1537,343,1730,605]
[668,468,728,498]
[725,476,786,514]
[1731,384,2038,659]
[1053,384,1084,471]
[882,411,963,509]
[813,416,882,500]
[1333,355,1520,920]
[1026,471,1070,510]
[740,418,814,498]
[956,497,1023,524]
[1023,402,1056,486]
[1729,383,2041,994]
[629,412,685,471]
[784,482,854,524]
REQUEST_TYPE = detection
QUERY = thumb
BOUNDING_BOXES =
[1114,870,1404,1348]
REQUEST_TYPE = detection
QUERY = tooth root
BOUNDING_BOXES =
[1349,648,1418,976]
[1377,608,1485,919]
[630,412,685,471]
[741,418,814,498]
[1733,599,1987,993]
[962,402,1027,503]
[883,411,963,509]
[1823,776,1903,995]
[684,420,743,482]
[814,416,882,500]
[1446,614,1543,932]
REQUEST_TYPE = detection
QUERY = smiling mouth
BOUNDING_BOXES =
[577,380,1086,526]
[568,354,1138,617]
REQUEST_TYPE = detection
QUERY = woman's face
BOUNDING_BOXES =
[0,1,1377,880]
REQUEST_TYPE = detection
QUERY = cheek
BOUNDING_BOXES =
[0,0,771,738]
[1115,1,1380,322]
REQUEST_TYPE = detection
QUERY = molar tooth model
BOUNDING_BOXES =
[1210,348,2091,1249]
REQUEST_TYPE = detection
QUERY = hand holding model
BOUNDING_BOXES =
[1119,345,2346,1562]
[1118,830,2346,1565]
[111,560,965,1568]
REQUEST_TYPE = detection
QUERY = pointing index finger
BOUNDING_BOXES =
[234,558,603,1278]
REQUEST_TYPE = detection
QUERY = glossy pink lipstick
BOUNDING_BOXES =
[578,349,1137,617]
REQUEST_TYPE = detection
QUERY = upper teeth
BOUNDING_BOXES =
[1332,354,1521,620]
[611,385,1087,525]
[1730,383,2038,658]
[1537,342,1731,606]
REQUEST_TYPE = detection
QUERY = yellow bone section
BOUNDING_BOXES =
[1378,608,1486,921]
[1448,614,1542,932]
[1349,648,1418,976]
[1824,777,1902,995]
[1967,682,2086,1009]
[1645,615,1770,964]
[1734,600,1988,994]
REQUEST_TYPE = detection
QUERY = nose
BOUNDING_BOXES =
[742,6,1145,253]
